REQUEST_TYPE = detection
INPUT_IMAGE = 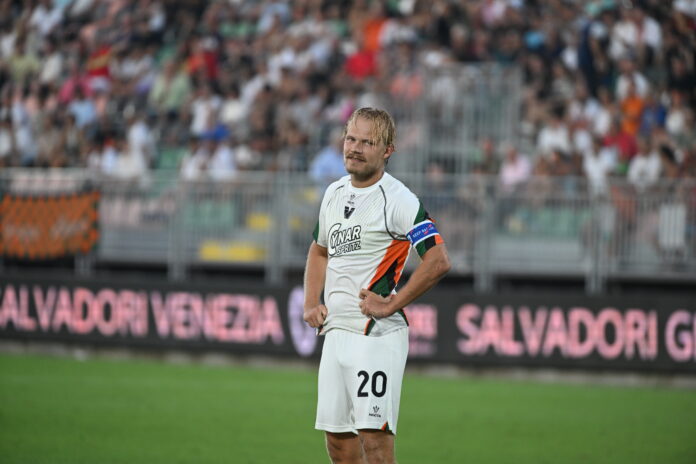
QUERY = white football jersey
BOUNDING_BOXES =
[313,173,443,336]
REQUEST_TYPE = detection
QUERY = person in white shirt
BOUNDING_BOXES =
[615,58,650,100]
[179,137,210,181]
[537,110,571,158]
[114,142,148,181]
[628,137,661,192]
[609,7,661,64]
[567,81,600,125]
[583,137,615,196]
[189,84,222,137]
[126,113,156,165]
[207,137,237,181]
[593,86,616,137]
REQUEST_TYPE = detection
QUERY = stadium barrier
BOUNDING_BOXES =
[1,274,694,373]
[0,189,100,259]
[1,169,695,292]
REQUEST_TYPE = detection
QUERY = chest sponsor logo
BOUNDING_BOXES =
[328,223,362,256]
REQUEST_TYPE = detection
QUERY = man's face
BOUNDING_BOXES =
[343,117,393,185]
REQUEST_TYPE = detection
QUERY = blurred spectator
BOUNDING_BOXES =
[537,107,571,158]
[36,113,64,168]
[592,86,616,137]
[603,118,638,174]
[567,81,600,125]
[61,112,86,165]
[276,119,310,171]
[99,139,122,177]
[0,117,13,165]
[29,0,64,38]
[608,6,661,66]
[681,142,696,177]
[659,144,681,179]
[114,141,148,181]
[471,137,500,175]
[188,83,221,137]
[126,111,156,166]
[59,61,93,104]
[148,60,192,116]
[112,46,155,97]
[310,127,346,187]
[665,91,691,138]
[207,135,237,181]
[39,41,64,85]
[180,137,209,181]
[219,83,246,130]
[619,79,645,136]
[615,58,650,100]
[666,55,696,104]
[639,91,667,137]
[68,86,97,129]
[0,0,691,190]
[9,40,40,85]
[674,108,696,150]
[583,136,614,196]
[628,137,661,192]
[499,142,531,193]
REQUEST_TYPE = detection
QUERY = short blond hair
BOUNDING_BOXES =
[344,107,396,148]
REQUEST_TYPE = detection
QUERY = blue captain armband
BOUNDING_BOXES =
[406,220,440,246]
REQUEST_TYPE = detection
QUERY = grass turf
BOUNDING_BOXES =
[0,353,694,464]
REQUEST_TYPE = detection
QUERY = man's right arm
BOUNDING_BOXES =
[303,241,329,328]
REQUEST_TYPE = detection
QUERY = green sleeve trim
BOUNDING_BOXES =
[312,221,319,241]
[414,201,427,224]
[415,236,438,258]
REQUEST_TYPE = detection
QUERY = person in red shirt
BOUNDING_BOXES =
[603,118,638,174]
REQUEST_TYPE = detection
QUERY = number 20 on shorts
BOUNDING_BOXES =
[357,371,387,397]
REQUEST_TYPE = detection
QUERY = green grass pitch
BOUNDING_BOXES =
[1,353,694,464]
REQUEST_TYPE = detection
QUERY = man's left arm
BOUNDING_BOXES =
[359,243,450,319]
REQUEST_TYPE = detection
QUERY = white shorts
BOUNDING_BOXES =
[315,327,409,435]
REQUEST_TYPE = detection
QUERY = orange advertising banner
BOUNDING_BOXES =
[0,191,100,259]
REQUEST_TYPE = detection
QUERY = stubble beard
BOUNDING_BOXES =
[345,157,380,183]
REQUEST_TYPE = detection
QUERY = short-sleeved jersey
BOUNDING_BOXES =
[313,173,443,336]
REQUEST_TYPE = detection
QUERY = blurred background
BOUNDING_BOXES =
[2,0,696,368]
[1,0,696,290]
[0,1,695,462]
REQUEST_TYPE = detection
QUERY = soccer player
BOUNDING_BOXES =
[304,107,451,464]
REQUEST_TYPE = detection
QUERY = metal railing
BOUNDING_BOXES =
[378,63,523,177]
[2,169,695,293]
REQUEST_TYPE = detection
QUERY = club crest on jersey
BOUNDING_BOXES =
[328,223,362,256]
[345,193,356,219]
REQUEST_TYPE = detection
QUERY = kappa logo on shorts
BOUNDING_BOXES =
[369,406,381,418]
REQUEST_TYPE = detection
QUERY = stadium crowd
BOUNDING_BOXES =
[0,0,695,192]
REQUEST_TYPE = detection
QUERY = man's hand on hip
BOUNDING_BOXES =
[304,304,328,328]
[358,289,394,319]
